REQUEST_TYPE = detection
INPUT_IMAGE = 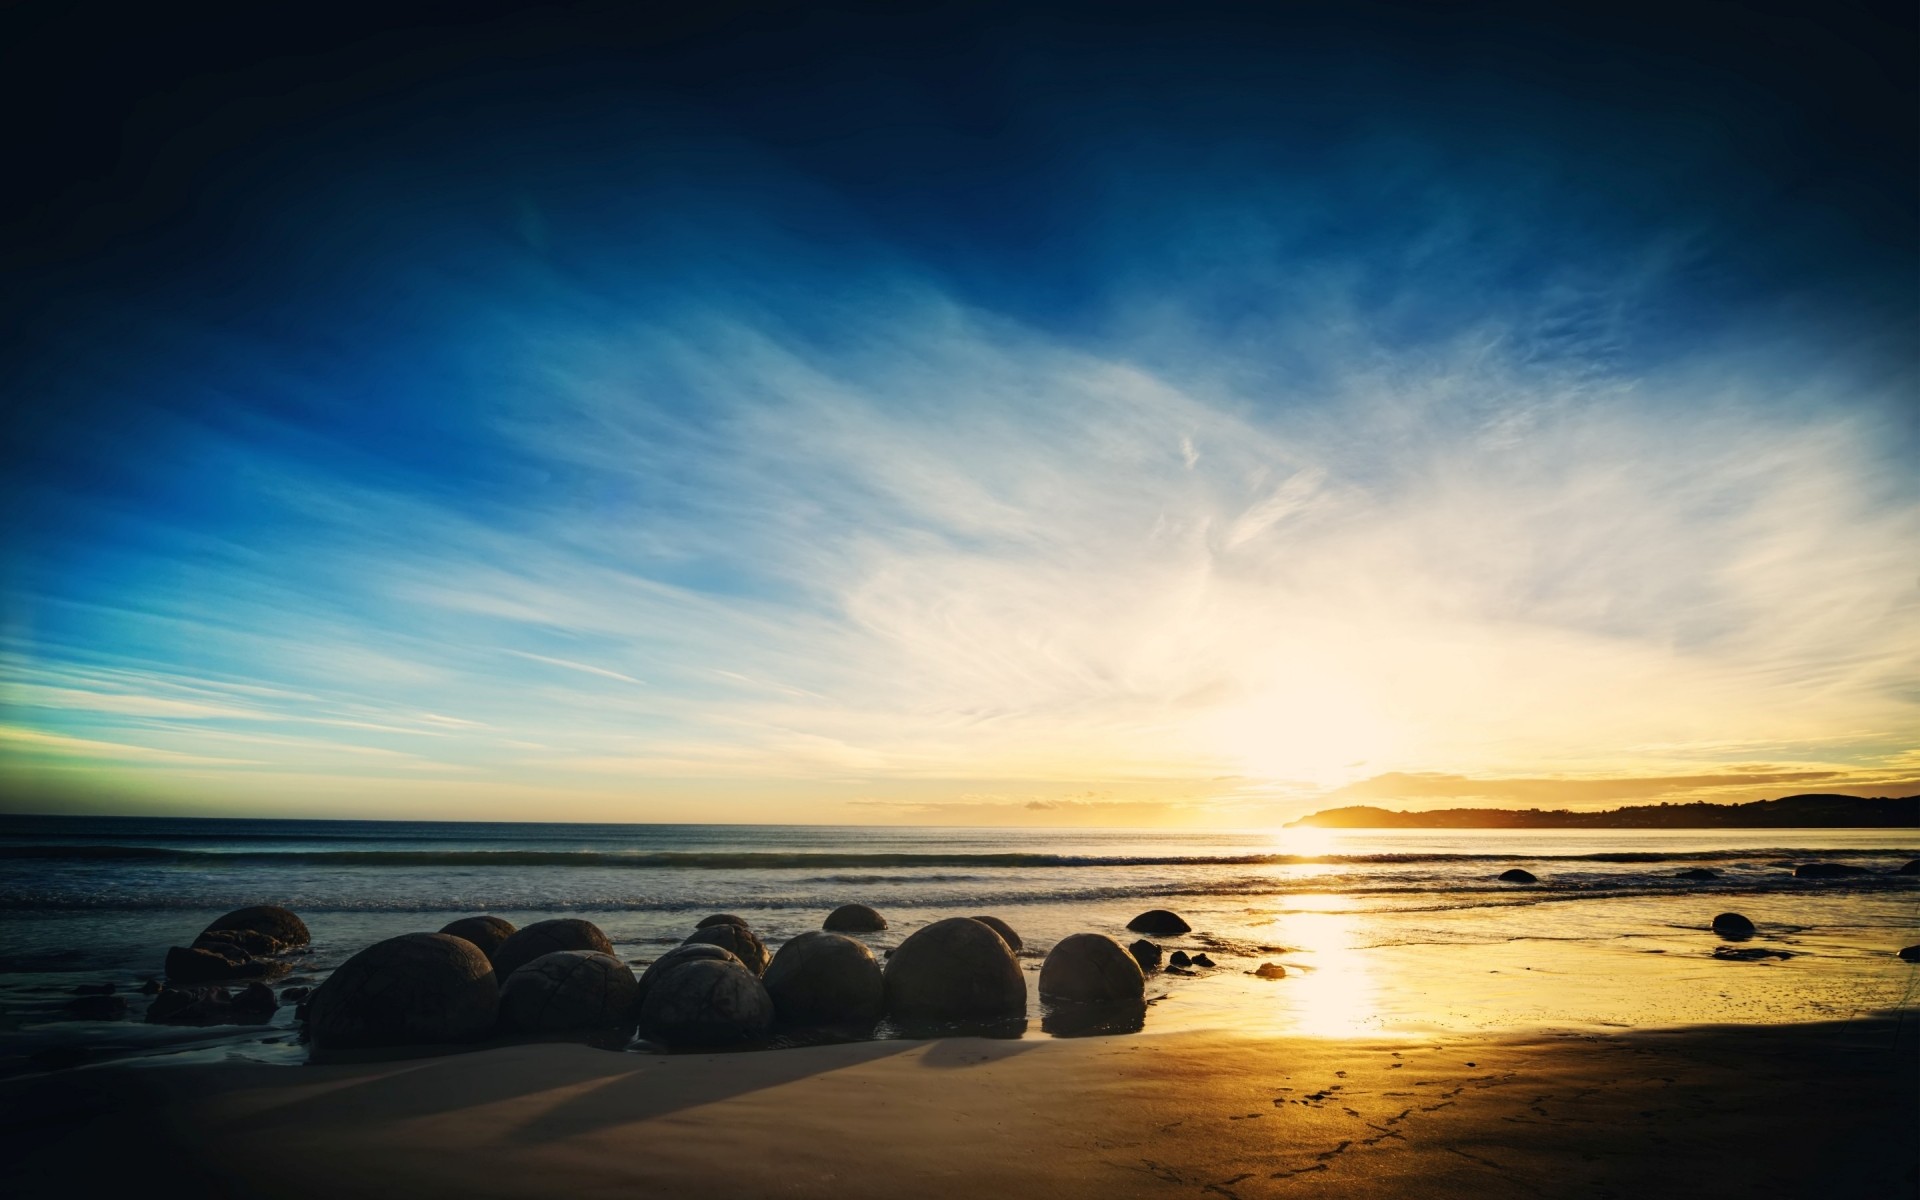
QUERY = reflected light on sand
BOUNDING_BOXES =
[1265,897,1380,1037]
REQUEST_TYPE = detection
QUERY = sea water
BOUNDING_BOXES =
[2,817,1915,1075]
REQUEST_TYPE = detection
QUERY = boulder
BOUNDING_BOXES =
[637,958,774,1046]
[233,981,278,1017]
[439,915,517,957]
[969,915,1022,952]
[1039,933,1146,1004]
[499,951,639,1033]
[280,986,312,1004]
[1898,945,1920,963]
[195,927,287,957]
[763,931,884,1027]
[1711,912,1756,939]
[137,978,162,995]
[1899,860,1920,876]
[64,994,129,1020]
[1253,962,1288,979]
[201,905,309,948]
[883,917,1026,1021]
[165,943,289,985]
[1498,869,1538,884]
[1126,910,1190,935]
[490,919,615,980]
[1169,950,1192,968]
[683,923,770,975]
[306,933,498,1050]
[635,944,743,1011]
[1041,998,1145,1038]
[1794,863,1869,878]
[1677,868,1719,881]
[146,985,243,1025]
[1190,953,1216,968]
[823,904,887,933]
[696,913,752,930]
[1129,939,1162,972]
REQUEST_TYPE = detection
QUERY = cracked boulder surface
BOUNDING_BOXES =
[3,1020,1911,1198]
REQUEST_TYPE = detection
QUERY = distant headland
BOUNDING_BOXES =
[1287,793,1920,829]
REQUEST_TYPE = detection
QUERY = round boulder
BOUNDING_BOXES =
[202,905,309,948]
[306,933,497,1050]
[1711,912,1756,940]
[439,915,517,957]
[1498,869,1538,884]
[824,904,887,933]
[1126,910,1191,935]
[883,917,1026,1021]
[490,918,615,980]
[1677,868,1719,881]
[1040,933,1146,1004]
[1129,939,1162,972]
[635,943,742,1010]
[763,931,883,1027]
[637,958,773,1046]
[696,913,751,930]
[499,951,639,1033]
[683,922,769,975]
[970,915,1022,952]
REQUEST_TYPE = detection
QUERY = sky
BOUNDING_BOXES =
[1,0,1916,825]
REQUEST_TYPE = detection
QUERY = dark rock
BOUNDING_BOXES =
[763,931,884,1027]
[1168,950,1192,968]
[636,958,774,1046]
[1164,965,1197,976]
[1711,912,1756,940]
[969,915,1022,952]
[72,982,116,996]
[233,982,278,1017]
[1794,862,1869,878]
[202,905,309,948]
[683,923,770,976]
[499,951,639,1033]
[1712,946,1793,962]
[1126,910,1191,935]
[279,986,312,1004]
[146,985,237,1025]
[1041,998,1146,1037]
[137,978,162,995]
[165,944,290,985]
[1253,962,1288,979]
[306,933,498,1050]
[490,919,615,980]
[1677,868,1719,881]
[823,904,887,933]
[63,994,129,1020]
[439,915,517,957]
[1039,933,1146,1004]
[1898,945,1920,963]
[883,917,1026,1021]
[1190,953,1216,969]
[1498,869,1538,884]
[1899,860,1920,875]
[195,927,286,957]
[1128,940,1162,972]
[634,944,742,1011]
[696,913,752,930]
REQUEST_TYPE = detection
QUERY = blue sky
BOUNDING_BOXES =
[2,1,1915,822]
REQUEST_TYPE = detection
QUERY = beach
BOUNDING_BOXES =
[5,1017,1914,1197]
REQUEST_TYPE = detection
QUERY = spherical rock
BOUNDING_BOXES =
[1498,869,1538,884]
[1126,910,1191,935]
[637,958,773,1046]
[683,922,770,975]
[1040,933,1146,1004]
[1129,939,1162,972]
[883,917,1026,1021]
[439,915,517,957]
[307,933,498,1050]
[764,931,883,1027]
[635,943,741,1010]
[499,951,639,1032]
[823,904,887,933]
[1711,912,1756,940]
[490,918,615,980]
[202,905,309,948]
[970,915,1022,952]
[1677,868,1719,881]
[696,913,752,930]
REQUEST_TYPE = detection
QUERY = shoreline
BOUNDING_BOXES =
[4,1015,1913,1197]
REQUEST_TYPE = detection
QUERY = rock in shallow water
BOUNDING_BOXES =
[1794,862,1869,878]
[684,923,770,975]
[764,931,883,1027]
[439,915,517,958]
[1040,933,1145,1004]
[1253,962,1288,979]
[696,913,751,930]
[1498,869,1538,884]
[1898,945,1920,963]
[1168,950,1191,968]
[202,905,310,948]
[1899,859,1920,875]
[490,919,615,981]
[165,943,289,985]
[823,904,887,933]
[307,933,498,1050]
[1677,868,1719,881]
[969,915,1022,952]
[635,944,742,1011]
[638,958,773,1046]
[884,918,1026,1021]
[1126,910,1191,935]
[1128,939,1162,972]
[499,951,639,1033]
[1711,912,1756,939]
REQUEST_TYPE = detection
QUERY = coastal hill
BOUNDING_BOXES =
[1287,793,1920,829]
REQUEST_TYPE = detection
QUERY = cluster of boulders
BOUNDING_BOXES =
[134,906,315,1026]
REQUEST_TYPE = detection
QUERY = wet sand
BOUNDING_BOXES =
[3,1016,1913,1198]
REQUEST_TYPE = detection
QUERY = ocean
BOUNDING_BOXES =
[3,817,1916,1075]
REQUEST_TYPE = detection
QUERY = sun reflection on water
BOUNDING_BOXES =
[1264,895,1381,1037]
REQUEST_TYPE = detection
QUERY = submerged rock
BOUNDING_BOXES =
[499,951,639,1033]
[638,958,774,1046]
[1498,869,1538,884]
[763,931,884,1028]
[1677,868,1719,881]
[970,915,1023,953]
[491,919,615,981]
[684,922,770,975]
[1040,933,1145,1004]
[1794,863,1869,878]
[439,915,517,958]
[202,905,310,949]
[1711,912,1756,939]
[635,944,743,1011]
[1712,946,1793,962]
[1128,939,1162,972]
[696,913,752,930]
[823,904,887,933]
[883,917,1026,1021]
[306,933,498,1050]
[1126,910,1191,935]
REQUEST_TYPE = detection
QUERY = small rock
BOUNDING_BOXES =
[1164,965,1197,976]
[1253,963,1288,979]
[1168,950,1191,968]
[1898,945,1920,963]
[233,982,278,1017]
[1677,868,1719,881]
[64,994,129,1020]
[823,904,887,933]
[1711,913,1756,939]
[1794,863,1869,878]
[280,986,312,1004]
[1498,869,1537,884]
[1712,946,1793,962]
[146,985,237,1024]
[1128,939,1162,972]
[1126,909,1191,935]
[137,978,162,995]
[1191,953,1216,968]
